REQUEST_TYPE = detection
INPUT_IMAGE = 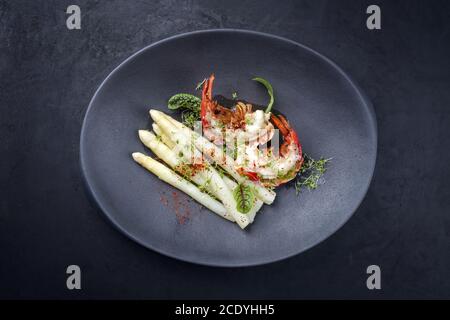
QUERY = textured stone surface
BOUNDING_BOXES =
[0,0,449,298]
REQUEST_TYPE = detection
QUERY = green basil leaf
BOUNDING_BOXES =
[233,183,255,214]
[252,77,274,113]
[168,93,201,111]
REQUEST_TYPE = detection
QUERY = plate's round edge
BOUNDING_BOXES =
[79,28,378,267]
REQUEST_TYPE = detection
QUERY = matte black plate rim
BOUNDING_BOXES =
[80,29,377,267]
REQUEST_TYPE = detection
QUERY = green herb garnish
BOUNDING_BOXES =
[232,92,238,100]
[233,183,255,214]
[168,93,201,111]
[252,77,274,113]
[195,78,207,91]
[181,109,200,129]
[211,162,228,179]
[198,176,212,195]
[295,155,331,194]
[168,93,201,129]
[175,163,194,180]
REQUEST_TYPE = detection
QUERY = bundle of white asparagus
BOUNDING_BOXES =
[132,110,276,229]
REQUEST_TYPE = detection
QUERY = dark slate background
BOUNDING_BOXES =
[1,0,449,299]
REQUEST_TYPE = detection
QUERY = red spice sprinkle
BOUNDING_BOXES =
[159,191,192,225]
[171,191,191,225]
[159,192,169,206]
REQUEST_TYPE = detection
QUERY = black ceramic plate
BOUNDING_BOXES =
[80,29,377,267]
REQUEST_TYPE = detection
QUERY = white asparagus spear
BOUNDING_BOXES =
[132,152,234,222]
[139,130,178,168]
[139,130,237,221]
[142,129,263,224]
[152,123,175,149]
[139,130,221,199]
[162,112,276,204]
[206,168,262,223]
[202,165,251,228]
[151,110,276,205]
[148,112,253,229]
[149,126,236,187]
[151,126,239,190]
